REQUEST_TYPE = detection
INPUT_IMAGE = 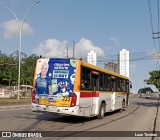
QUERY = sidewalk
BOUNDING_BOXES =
[155,99,160,139]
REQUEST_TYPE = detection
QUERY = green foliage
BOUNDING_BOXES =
[144,70,160,91]
[138,87,153,94]
[0,51,39,86]
[22,92,26,97]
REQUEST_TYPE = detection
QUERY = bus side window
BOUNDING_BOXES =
[81,67,91,90]
[99,73,104,91]
[81,80,85,89]
[116,78,121,92]
[116,78,127,92]
[104,74,111,91]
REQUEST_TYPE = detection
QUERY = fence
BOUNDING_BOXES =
[0,85,32,98]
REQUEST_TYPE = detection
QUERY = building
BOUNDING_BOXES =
[118,49,129,78]
[104,62,118,73]
[87,51,97,65]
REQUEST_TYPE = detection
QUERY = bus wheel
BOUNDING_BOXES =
[122,100,126,111]
[97,103,105,119]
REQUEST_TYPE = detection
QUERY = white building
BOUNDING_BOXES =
[87,51,97,65]
[119,49,129,78]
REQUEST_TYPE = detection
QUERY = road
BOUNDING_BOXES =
[0,94,159,140]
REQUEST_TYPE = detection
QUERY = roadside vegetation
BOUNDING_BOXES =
[144,70,160,91]
[138,87,154,94]
[0,51,39,86]
[0,97,31,106]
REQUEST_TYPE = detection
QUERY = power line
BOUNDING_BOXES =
[148,0,160,70]
[156,0,160,69]
[96,51,159,65]
[157,0,160,34]
[148,0,157,47]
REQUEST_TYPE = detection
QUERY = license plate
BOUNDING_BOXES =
[47,106,57,112]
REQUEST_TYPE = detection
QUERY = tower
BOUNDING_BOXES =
[87,51,97,65]
[119,49,129,78]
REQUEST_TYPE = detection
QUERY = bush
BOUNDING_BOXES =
[22,92,26,97]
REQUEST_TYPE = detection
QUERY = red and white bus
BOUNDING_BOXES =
[32,58,131,119]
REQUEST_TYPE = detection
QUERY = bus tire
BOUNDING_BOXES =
[97,103,105,119]
[122,100,126,111]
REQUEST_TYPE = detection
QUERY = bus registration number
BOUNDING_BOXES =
[47,106,57,112]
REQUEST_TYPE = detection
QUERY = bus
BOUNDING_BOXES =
[32,58,131,119]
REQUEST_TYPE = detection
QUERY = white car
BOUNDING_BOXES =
[145,95,151,99]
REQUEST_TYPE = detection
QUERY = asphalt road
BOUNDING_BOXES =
[0,94,159,140]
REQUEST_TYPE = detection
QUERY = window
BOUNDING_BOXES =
[99,73,112,91]
[81,67,91,90]
[121,79,127,92]
[99,73,104,90]
[116,78,127,92]
[104,74,111,91]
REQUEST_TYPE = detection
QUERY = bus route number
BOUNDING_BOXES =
[62,97,70,102]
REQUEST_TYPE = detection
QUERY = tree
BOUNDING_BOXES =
[21,54,39,85]
[0,53,17,86]
[138,87,153,94]
[144,70,160,91]
[0,51,39,86]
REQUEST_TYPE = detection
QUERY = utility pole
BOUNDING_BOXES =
[73,41,75,58]
[6,1,40,100]
[153,32,160,39]
[66,46,68,58]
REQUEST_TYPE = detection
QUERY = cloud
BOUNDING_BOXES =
[76,38,104,58]
[102,37,120,51]
[110,37,120,46]
[33,38,105,58]
[33,39,68,58]
[1,19,34,39]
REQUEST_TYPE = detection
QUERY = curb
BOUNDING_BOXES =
[155,99,160,132]
[0,104,31,110]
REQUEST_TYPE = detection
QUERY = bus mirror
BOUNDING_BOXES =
[130,84,132,89]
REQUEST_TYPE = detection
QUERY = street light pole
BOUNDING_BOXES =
[6,1,40,100]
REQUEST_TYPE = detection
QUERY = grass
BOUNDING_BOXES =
[0,97,31,106]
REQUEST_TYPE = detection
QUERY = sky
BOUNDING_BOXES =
[0,0,159,93]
